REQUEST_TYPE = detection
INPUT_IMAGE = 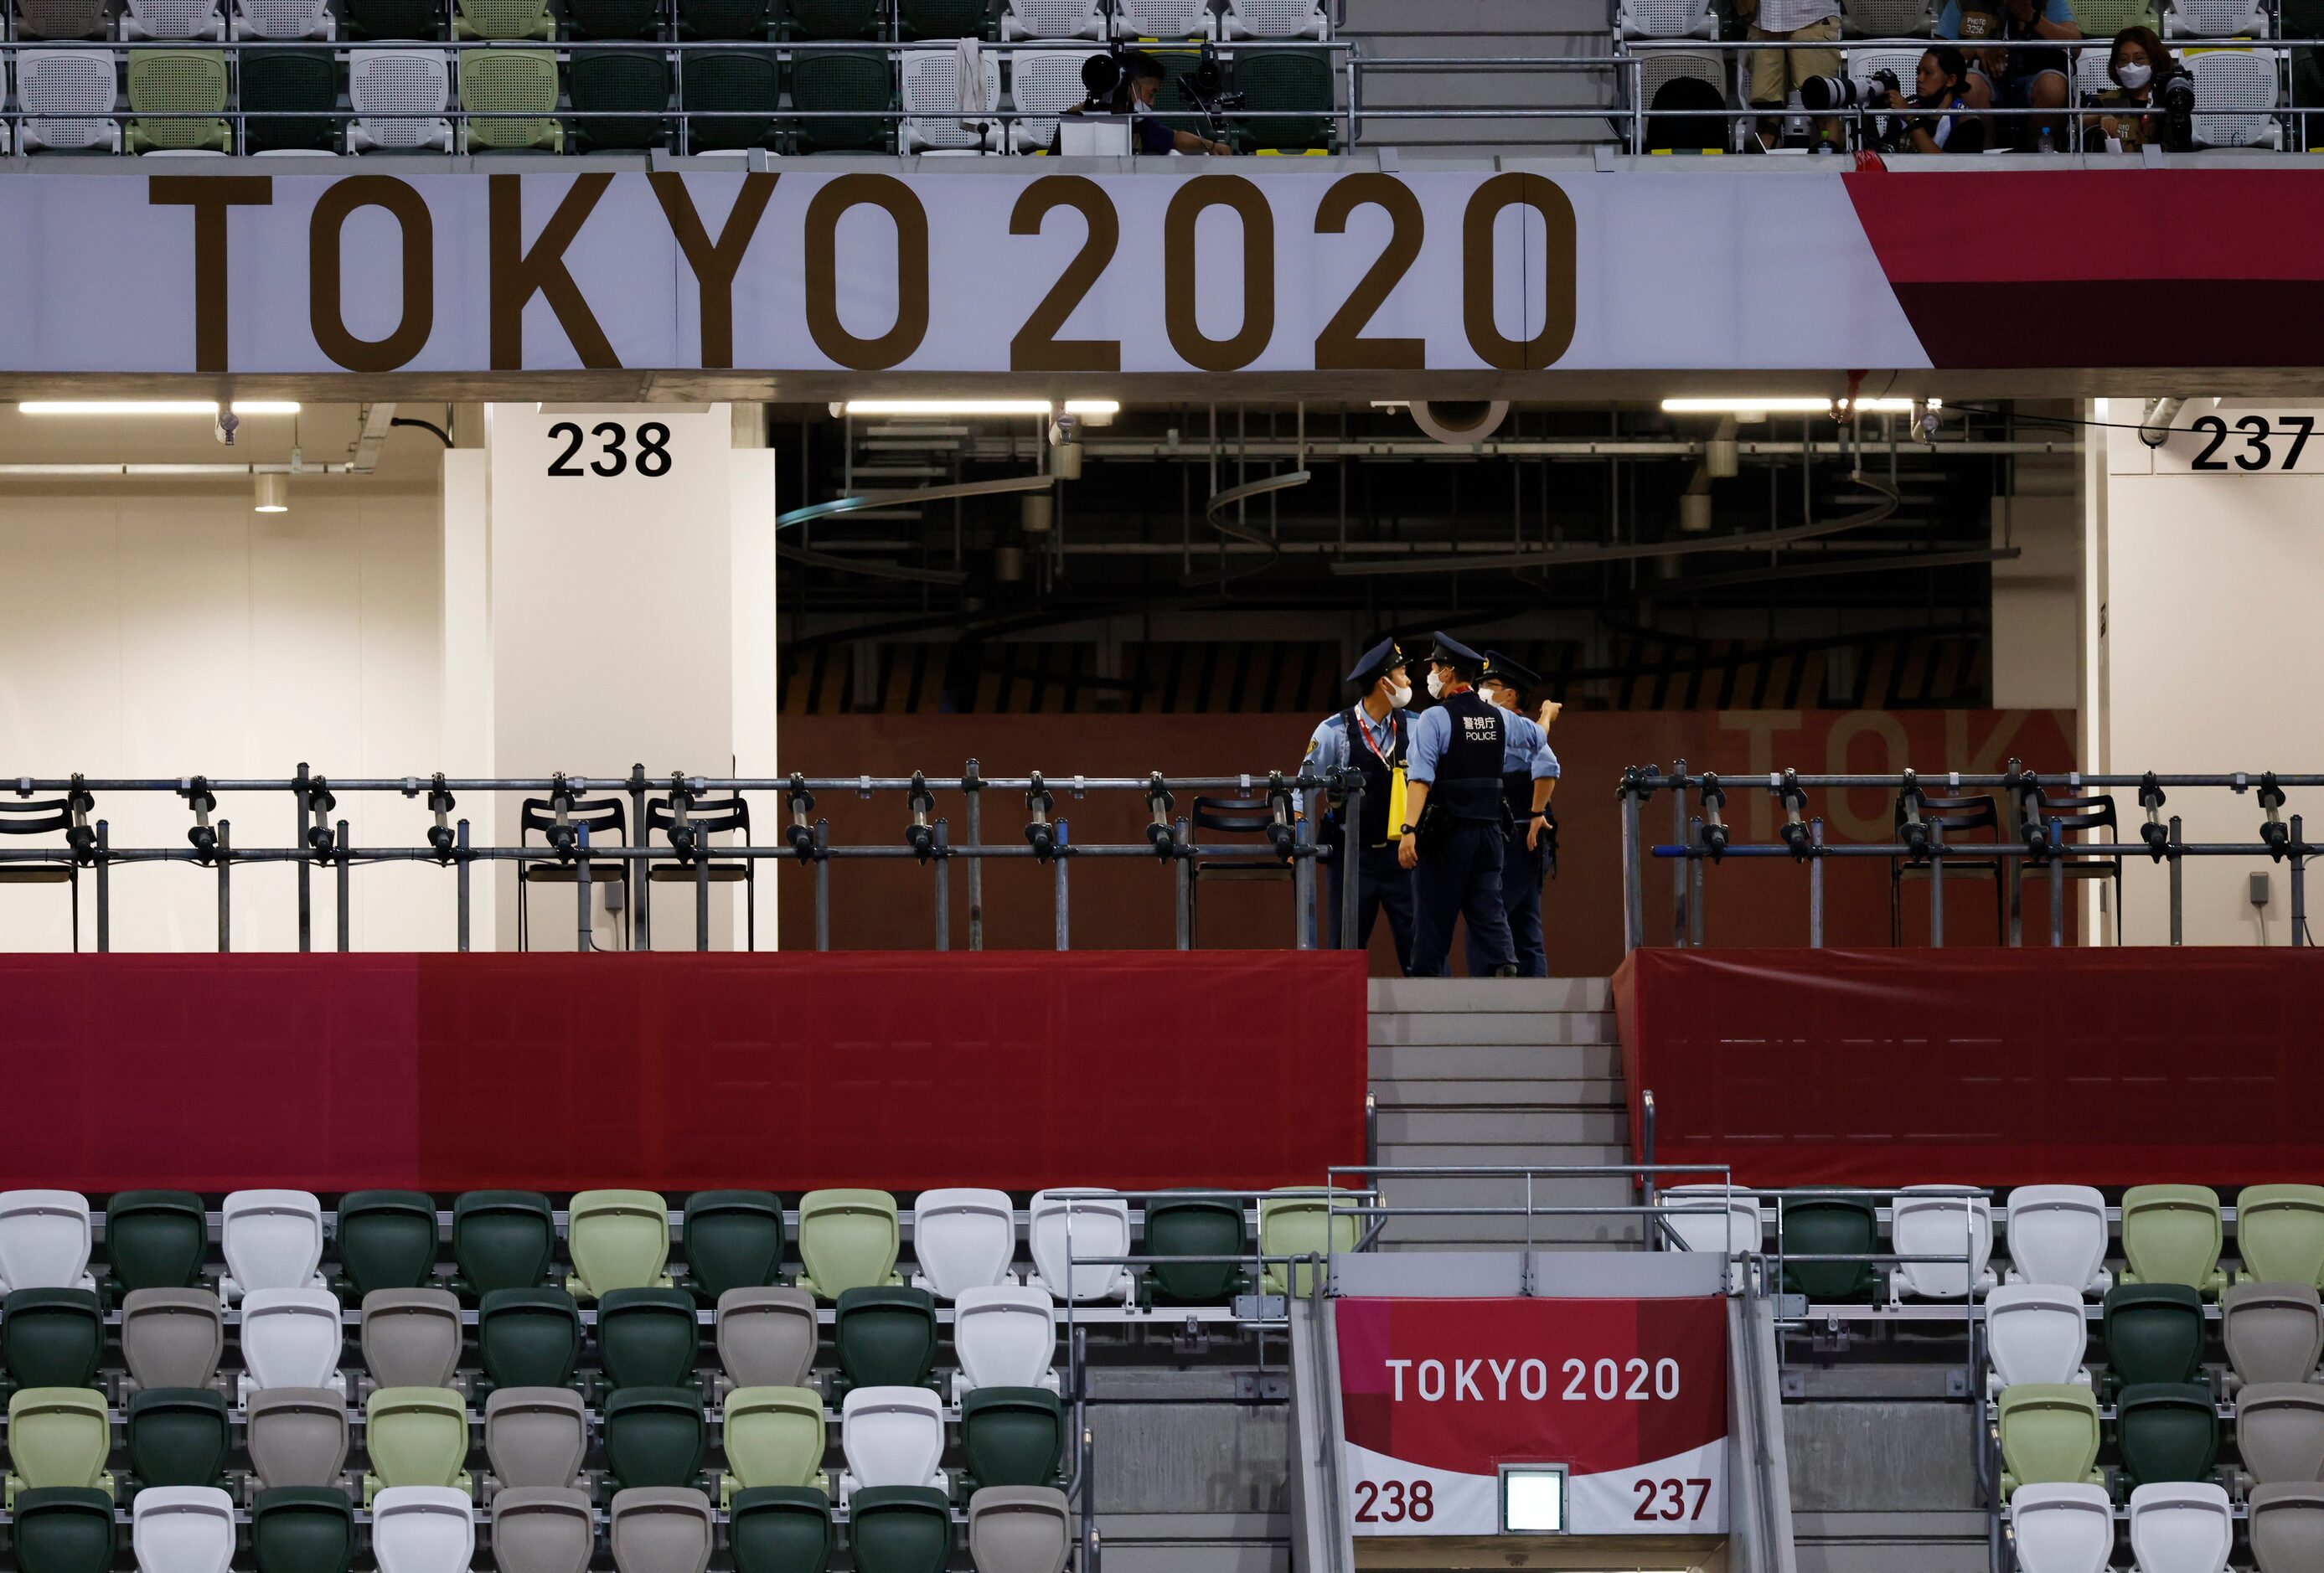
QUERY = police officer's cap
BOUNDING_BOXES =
[1426,631,1485,668]
[1482,649,1542,690]
[1344,635,1407,687]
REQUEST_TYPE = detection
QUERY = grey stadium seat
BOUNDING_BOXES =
[608,1488,715,1573]
[2224,1283,2324,1388]
[2252,1483,2324,1573]
[968,1485,1072,1573]
[486,1387,590,1491]
[363,1288,464,1389]
[245,1388,352,1490]
[716,1287,819,1390]
[2239,1384,2324,1486]
[489,1487,597,1573]
[121,1289,225,1391]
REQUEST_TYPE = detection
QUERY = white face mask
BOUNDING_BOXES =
[1385,683,1413,709]
[1425,670,1446,700]
[2116,61,2153,89]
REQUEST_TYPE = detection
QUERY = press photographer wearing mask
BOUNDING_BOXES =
[1880,46,1989,152]
[1073,50,1234,156]
[2083,27,2192,152]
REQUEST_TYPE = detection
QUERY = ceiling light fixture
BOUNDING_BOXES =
[838,399,1121,420]
[253,473,288,513]
[18,400,302,416]
[1660,395,1935,415]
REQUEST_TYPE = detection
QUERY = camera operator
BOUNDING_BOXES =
[1937,0,2079,148]
[1090,50,1233,156]
[2082,26,2192,152]
[1878,46,1988,152]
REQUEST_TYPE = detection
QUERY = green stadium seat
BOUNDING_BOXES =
[1259,1189,1357,1299]
[3,1289,104,1390]
[728,1486,834,1573]
[683,1192,786,1302]
[1997,1384,2104,1499]
[599,1287,703,1390]
[480,1288,583,1391]
[899,0,987,35]
[844,1486,953,1573]
[104,1192,207,1297]
[958,1388,1064,1489]
[567,1190,674,1299]
[10,1487,118,1573]
[250,1487,357,1573]
[603,1387,709,1492]
[459,49,564,151]
[2121,1185,2227,1297]
[1779,1192,1880,1303]
[2240,1186,2324,1288]
[679,0,768,36]
[571,51,671,149]
[333,1192,440,1301]
[796,1191,901,1300]
[2116,1382,2220,1488]
[1232,47,1335,152]
[4,1389,113,1504]
[719,1386,827,1506]
[567,0,658,33]
[456,0,554,35]
[788,48,893,152]
[679,51,780,147]
[2104,1284,2205,1392]
[784,0,878,36]
[362,1387,473,1502]
[124,1387,230,1490]
[1143,1194,1247,1303]
[834,1287,937,1391]
[455,1192,558,1297]
[127,49,232,153]
[346,0,443,33]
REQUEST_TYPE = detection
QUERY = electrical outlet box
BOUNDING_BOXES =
[2250,873,2272,909]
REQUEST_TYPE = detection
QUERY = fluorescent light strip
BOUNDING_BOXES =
[18,400,302,416]
[1660,396,1933,415]
[841,399,1121,419]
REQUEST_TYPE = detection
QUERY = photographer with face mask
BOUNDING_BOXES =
[2082,27,2192,152]
[1879,45,1988,152]
[1058,50,1233,156]
[1299,636,1418,967]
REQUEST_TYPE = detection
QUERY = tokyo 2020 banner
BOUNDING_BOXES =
[1335,1295,1730,1538]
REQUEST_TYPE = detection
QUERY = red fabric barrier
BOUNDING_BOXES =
[1615,948,2324,1187]
[0,952,1365,1193]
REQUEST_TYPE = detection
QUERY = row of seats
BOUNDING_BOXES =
[0,1186,1343,1307]
[2011,1479,2318,1573]
[1622,0,2274,42]
[0,42,1337,154]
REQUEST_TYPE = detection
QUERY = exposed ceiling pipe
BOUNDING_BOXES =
[349,402,399,472]
[0,462,356,476]
[2137,398,2187,448]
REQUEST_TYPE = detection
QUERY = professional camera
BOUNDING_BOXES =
[2158,66,2195,150]
[1078,48,1126,110]
[1799,67,1899,115]
[1176,44,1247,132]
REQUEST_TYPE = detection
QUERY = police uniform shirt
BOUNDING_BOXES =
[1406,694,1505,799]
[1300,707,1400,781]
[1499,711,1562,785]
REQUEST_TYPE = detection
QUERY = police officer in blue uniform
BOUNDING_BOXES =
[1398,632,1518,977]
[1299,635,1417,966]
[1466,650,1562,979]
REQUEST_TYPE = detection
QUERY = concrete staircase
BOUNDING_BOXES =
[1366,977,1638,1250]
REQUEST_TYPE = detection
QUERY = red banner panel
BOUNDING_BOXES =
[0,951,1365,1193]
[1616,947,2324,1186]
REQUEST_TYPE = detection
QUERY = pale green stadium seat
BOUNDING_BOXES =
[2239,1186,2324,1288]
[1998,1384,2105,1499]
[455,0,554,37]
[2121,1184,2228,1297]
[127,49,232,152]
[794,1191,901,1300]
[720,1386,828,1508]
[4,1389,113,1506]
[458,49,565,151]
[363,1386,474,1503]
[1259,1189,1357,1298]
[567,1190,674,1299]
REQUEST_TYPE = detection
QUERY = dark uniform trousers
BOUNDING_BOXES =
[1330,842,1416,965]
[1469,831,1547,978]
[1409,822,1513,977]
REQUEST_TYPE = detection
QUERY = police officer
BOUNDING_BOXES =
[1466,650,1562,979]
[1398,632,1518,977]
[1299,635,1417,967]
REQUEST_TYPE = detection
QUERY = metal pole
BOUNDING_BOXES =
[216,820,232,953]
[1671,766,1689,947]
[965,761,985,952]
[1929,817,1945,949]
[1340,776,1363,952]
[1620,781,1645,953]
[814,828,831,952]
[2169,814,2183,946]
[695,831,711,952]
[2294,814,2307,947]
[2049,856,2064,947]
[297,828,312,953]
[1055,820,1072,951]
[456,819,472,952]
[934,833,951,952]
[577,824,594,953]
[1690,835,1706,947]
[1293,811,1315,950]
[95,820,110,954]
[627,765,648,952]
[1808,818,1824,948]
[335,820,350,952]
[1175,816,1193,950]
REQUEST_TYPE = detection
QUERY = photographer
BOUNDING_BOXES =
[2081,26,2192,152]
[1111,50,1235,156]
[1936,0,2079,149]
[1879,46,1989,152]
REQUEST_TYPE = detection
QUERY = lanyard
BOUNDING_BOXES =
[1353,711,1394,766]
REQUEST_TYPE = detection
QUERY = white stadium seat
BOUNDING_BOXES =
[2128,1482,2233,1573]
[1007,50,1090,152]
[999,0,1103,39]
[349,50,455,153]
[2008,1483,2115,1573]
[839,1385,949,1498]
[20,49,124,152]
[371,1488,478,1573]
[0,1189,96,1291]
[952,1285,1059,1398]
[233,0,334,38]
[1222,0,1328,39]
[121,0,224,39]
[1619,0,1716,41]
[2187,49,2282,149]
[1111,0,1216,39]
[901,47,1004,154]
[1985,1284,2091,1395]
[132,1487,236,1573]
[221,1189,328,1302]
[1890,1186,1996,1302]
[2165,0,2267,38]
[1658,1184,1764,1256]
[238,1287,346,1398]
[911,1187,1017,1297]
[1026,1189,1134,1305]
[2004,1186,2114,1296]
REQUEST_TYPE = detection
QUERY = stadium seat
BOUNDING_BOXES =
[125,1387,230,1490]
[2122,1186,2228,1297]
[788,48,895,151]
[569,0,655,31]
[1111,0,1213,38]
[797,1191,902,1300]
[2225,1282,2324,1387]
[909,1189,1015,1298]
[11,1487,119,1573]
[5,1389,113,1503]
[455,1193,559,1297]
[2127,1481,2233,1573]
[839,1386,948,1495]
[953,1286,1057,1397]
[346,0,442,34]
[2241,1381,2324,1486]
[784,0,878,36]
[720,1386,827,1505]
[1028,1190,1134,1305]
[679,51,782,148]
[121,0,223,38]
[834,1287,937,1391]
[104,1193,207,1297]
[2104,1284,2205,1390]
[245,1389,350,1490]
[568,1191,674,1299]
[1232,48,1335,151]
[1998,1385,2104,1498]
[362,1289,463,1389]
[3,1289,104,1389]
[716,1287,819,1390]
[679,0,768,36]
[1142,1194,1247,1303]
[2240,1186,2324,1287]
[234,0,335,37]
[249,1487,357,1573]
[1625,50,1723,149]
[240,49,341,151]
[609,1487,715,1573]
[1223,0,1326,38]
[968,1486,1071,1573]
[484,1386,589,1490]
[1656,1185,1764,1258]
[239,1288,347,1398]
[959,1387,1064,1488]
[2115,1383,2220,1488]
[333,1192,442,1301]
[1839,0,1932,31]
[456,0,553,35]
[2251,1482,2324,1573]
[2006,1482,2113,1573]
[2188,49,2285,149]
[1261,1189,1360,1300]
[1888,1187,1996,1302]
[121,1290,223,1392]
[130,1486,235,1573]
[1004,49,1087,149]
[727,1488,834,1573]
[604,1387,709,1492]
[999,0,1101,40]
[901,0,988,35]
[487,1487,597,1573]
[1781,1192,1879,1303]
[126,50,231,155]
[0,1192,95,1292]
[2166,0,2266,36]
[899,48,1003,152]
[1985,1285,2091,1394]
[2005,1187,2115,1296]
[459,49,565,151]
[2070,0,2158,37]
[681,1193,785,1302]
[844,1486,952,1573]
[221,1191,328,1302]
[1617,0,1713,39]
[600,1287,703,1390]
[15,0,108,34]
[363,1388,473,1501]
[479,1288,583,1391]
[369,1487,475,1573]
[349,49,455,153]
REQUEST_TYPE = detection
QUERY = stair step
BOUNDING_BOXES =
[1371,1042,1620,1080]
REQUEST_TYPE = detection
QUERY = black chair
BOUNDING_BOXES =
[643,795,756,952]
[1890,792,2006,946]
[0,798,87,952]
[2036,793,2124,944]
[1185,795,1293,947]
[517,796,629,952]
